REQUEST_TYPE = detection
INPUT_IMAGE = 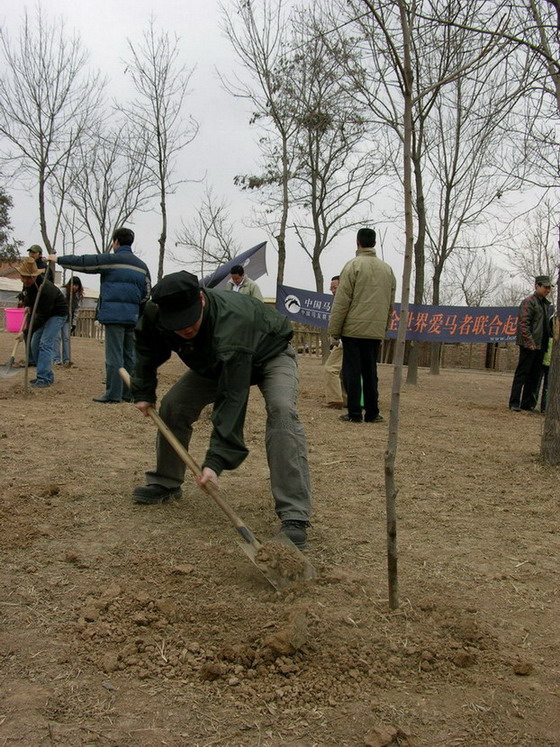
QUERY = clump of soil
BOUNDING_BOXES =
[255,539,309,583]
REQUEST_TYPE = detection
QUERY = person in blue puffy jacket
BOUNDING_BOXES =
[51,227,151,403]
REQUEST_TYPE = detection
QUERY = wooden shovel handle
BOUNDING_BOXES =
[118,368,258,544]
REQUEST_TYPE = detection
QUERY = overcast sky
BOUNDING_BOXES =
[3,0,405,297]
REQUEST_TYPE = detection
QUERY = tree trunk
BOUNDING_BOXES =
[430,341,442,374]
[406,342,419,384]
[406,148,426,386]
[383,0,415,611]
[38,169,53,255]
[157,188,167,282]
[430,267,443,374]
[541,267,560,463]
[275,135,289,287]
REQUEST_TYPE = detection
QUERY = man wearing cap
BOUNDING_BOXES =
[509,275,553,412]
[27,245,56,282]
[17,257,68,388]
[51,227,150,403]
[130,270,312,550]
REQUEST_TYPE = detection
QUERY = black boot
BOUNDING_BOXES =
[132,484,182,505]
[280,520,310,550]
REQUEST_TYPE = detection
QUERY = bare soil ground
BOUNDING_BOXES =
[0,332,558,746]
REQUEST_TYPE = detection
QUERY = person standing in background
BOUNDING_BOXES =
[54,277,84,366]
[50,227,151,403]
[328,227,396,424]
[324,275,345,408]
[227,264,264,301]
[17,258,67,388]
[509,275,553,412]
[27,244,56,282]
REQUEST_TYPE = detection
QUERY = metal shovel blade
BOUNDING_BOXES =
[1,334,24,378]
[0,359,21,378]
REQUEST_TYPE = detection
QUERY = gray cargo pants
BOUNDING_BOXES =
[144,345,312,522]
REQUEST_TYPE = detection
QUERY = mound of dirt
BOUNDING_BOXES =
[0,333,558,745]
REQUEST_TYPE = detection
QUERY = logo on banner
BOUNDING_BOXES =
[284,295,302,313]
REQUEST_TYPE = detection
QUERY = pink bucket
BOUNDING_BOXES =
[4,307,26,333]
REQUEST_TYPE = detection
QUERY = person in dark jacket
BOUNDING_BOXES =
[27,244,56,282]
[51,227,151,403]
[509,275,553,412]
[130,270,312,549]
[17,257,68,388]
[53,276,84,366]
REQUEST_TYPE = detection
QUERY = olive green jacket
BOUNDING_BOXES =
[328,247,396,339]
[132,290,293,475]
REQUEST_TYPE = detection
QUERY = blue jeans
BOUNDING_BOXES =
[104,324,135,401]
[30,316,66,385]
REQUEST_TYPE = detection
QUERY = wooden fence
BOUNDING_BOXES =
[74,309,104,340]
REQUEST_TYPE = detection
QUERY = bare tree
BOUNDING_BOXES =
[64,122,153,254]
[418,1,559,185]
[447,246,508,306]
[174,187,242,277]
[505,199,560,285]
[335,0,514,382]
[494,282,527,307]
[285,8,386,295]
[0,7,103,254]
[126,18,198,281]
[331,0,519,607]
[221,0,298,288]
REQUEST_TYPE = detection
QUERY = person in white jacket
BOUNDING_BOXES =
[328,228,396,423]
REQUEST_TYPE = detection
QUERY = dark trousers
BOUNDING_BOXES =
[341,336,380,421]
[509,347,545,410]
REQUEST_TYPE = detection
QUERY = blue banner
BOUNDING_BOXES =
[276,285,518,343]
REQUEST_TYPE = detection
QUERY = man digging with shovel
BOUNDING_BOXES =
[129,271,313,550]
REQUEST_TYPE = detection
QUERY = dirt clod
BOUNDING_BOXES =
[254,540,308,583]
[513,661,534,676]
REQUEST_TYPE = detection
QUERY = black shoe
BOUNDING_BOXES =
[509,404,521,411]
[339,414,362,423]
[280,520,309,550]
[364,414,384,423]
[92,397,121,404]
[132,484,182,504]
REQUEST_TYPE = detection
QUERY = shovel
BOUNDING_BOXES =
[119,368,316,590]
[0,311,28,378]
